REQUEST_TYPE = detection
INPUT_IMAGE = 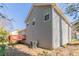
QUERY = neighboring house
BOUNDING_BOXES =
[10,30,19,35]
[71,20,79,40]
[76,31,79,40]
[8,30,24,43]
[25,4,72,49]
[19,29,26,36]
[18,29,26,43]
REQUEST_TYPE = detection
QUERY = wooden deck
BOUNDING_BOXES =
[68,41,79,45]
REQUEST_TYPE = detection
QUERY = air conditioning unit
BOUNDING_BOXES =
[30,41,39,48]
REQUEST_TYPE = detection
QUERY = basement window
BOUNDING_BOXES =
[44,14,49,21]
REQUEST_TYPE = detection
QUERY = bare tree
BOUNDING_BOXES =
[0,4,14,31]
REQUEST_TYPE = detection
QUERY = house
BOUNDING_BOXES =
[19,29,26,36]
[76,31,79,40]
[25,4,72,49]
[71,20,79,40]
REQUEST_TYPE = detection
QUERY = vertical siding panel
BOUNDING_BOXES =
[61,19,69,45]
[69,27,72,42]
[59,17,63,46]
[52,8,53,48]
[52,9,60,48]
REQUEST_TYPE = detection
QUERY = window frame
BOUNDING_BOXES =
[32,18,36,27]
[44,13,50,22]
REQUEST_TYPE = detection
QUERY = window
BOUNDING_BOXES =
[44,14,49,21]
[27,23,29,26]
[27,24,29,26]
[32,21,35,26]
[32,18,36,26]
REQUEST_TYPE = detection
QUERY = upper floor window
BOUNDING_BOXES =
[32,18,36,26]
[32,21,35,26]
[44,14,49,21]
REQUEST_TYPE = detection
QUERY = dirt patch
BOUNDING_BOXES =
[5,44,79,56]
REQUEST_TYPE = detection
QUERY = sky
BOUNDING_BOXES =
[0,3,32,31]
[0,3,73,31]
[57,3,74,22]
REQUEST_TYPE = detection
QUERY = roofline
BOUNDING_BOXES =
[24,4,33,23]
[52,4,72,27]
[18,29,27,33]
[24,4,52,23]
[25,3,72,27]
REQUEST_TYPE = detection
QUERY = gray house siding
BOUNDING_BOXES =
[26,5,53,49]
[68,27,72,42]
[25,4,72,49]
